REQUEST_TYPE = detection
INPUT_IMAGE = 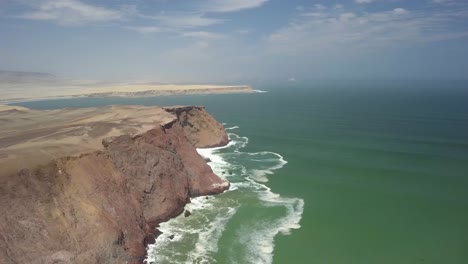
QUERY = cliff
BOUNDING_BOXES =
[163,106,229,148]
[0,105,229,264]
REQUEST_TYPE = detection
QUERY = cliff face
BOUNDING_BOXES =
[0,105,229,264]
[163,106,229,148]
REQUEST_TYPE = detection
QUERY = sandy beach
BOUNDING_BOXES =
[0,72,253,103]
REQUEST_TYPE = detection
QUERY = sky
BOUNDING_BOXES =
[1,0,468,83]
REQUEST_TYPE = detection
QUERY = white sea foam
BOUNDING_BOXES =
[146,198,239,264]
[236,180,304,264]
[253,90,268,93]
[226,133,249,150]
[186,207,238,264]
[186,196,215,211]
[225,125,239,130]
[145,128,304,264]
[240,196,304,263]
[248,151,288,182]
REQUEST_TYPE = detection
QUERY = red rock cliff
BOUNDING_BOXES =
[163,106,229,148]
[0,105,229,264]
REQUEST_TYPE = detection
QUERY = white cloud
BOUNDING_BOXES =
[235,29,251,34]
[182,31,226,40]
[355,0,375,4]
[267,5,468,54]
[143,13,223,29]
[393,8,409,15]
[201,0,269,13]
[431,0,459,6]
[18,0,123,25]
[14,0,268,34]
[334,4,344,10]
[131,0,269,33]
[127,12,223,35]
[314,4,327,10]
[125,26,163,34]
[340,12,357,21]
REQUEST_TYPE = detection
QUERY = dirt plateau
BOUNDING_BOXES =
[0,105,230,264]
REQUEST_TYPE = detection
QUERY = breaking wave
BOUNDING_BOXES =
[253,90,268,93]
[145,126,304,264]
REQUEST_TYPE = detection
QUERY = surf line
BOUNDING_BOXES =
[145,128,303,264]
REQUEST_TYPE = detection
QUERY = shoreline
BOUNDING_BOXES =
[0,105,230,263]
[0,83,254,104]
[145,128,304,264]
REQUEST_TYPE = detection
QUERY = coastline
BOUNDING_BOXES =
[0,83,254,104]
[1,93,306,264]
[145,127,304,264]
[0,105,230,264]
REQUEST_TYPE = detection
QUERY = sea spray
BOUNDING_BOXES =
[145,127,304,264]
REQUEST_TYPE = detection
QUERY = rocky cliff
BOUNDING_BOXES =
[0,105,229,264]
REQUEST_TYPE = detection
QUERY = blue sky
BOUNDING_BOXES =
[1,0,468,82]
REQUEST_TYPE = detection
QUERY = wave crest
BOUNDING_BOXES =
[145,127,304,264]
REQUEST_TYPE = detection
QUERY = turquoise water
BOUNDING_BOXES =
[17,80,468,263]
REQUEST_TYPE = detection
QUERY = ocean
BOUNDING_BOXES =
[16,80,468,264]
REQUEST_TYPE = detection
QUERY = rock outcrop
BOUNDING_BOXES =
[163,106,229,148]
[0,105,229,264]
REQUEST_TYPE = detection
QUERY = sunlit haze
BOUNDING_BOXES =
[1,0,468,82]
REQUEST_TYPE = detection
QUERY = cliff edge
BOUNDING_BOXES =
[0,105,229,264]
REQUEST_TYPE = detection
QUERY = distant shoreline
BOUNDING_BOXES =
[0,84,254,104]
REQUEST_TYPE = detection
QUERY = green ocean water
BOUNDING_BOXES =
[17,80,468,264]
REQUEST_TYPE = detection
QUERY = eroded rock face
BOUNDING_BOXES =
[0,105,229,264]
[163,106,229,148]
